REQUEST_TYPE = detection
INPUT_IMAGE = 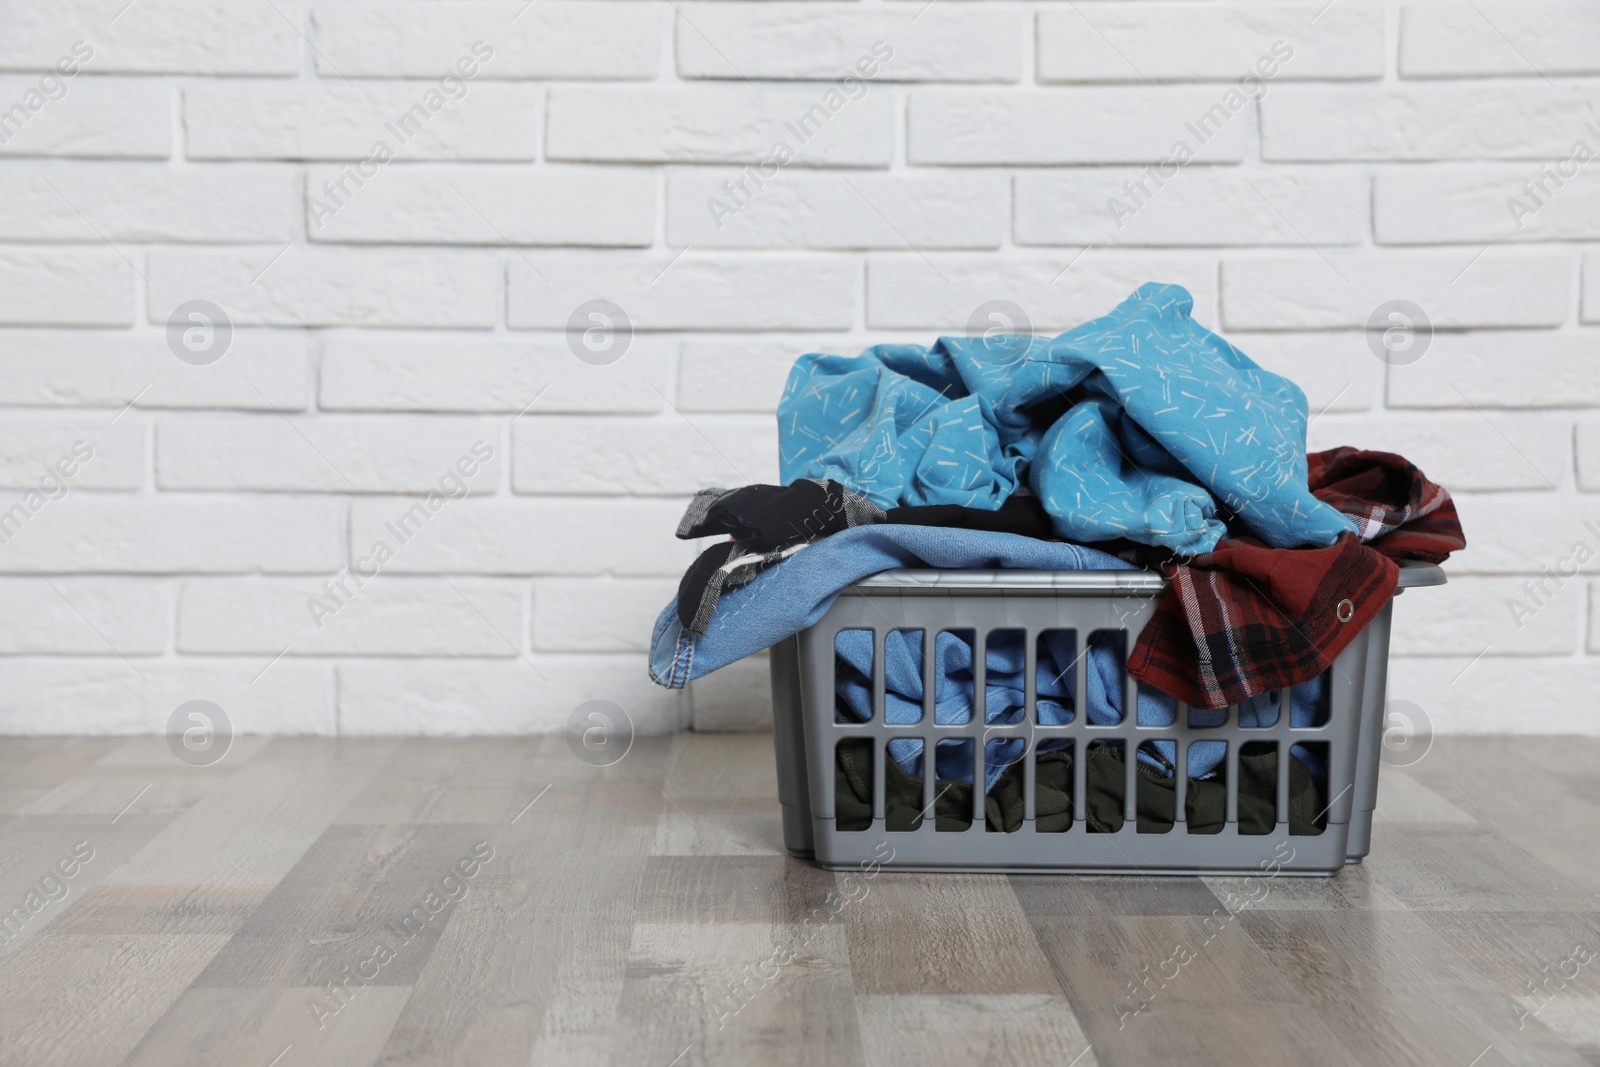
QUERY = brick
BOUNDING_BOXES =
[177,578,524,656]
[1390,575,1579,657]
[1400,2,1600,78]
[532,579,677,652]
[1016,168,1366,247]
[513,416,778,495]
[666,170,1005,249]
[348,498,696,576]
[1306,414,1568,492]
[337,657,687,735]
[865,254,1218,330]
[0,330,308,410]
[1590,586,1600,653]
[307,165,655,246]
[1445,494,1600,575]
[1221,251,1572,330]
[0,498,342,573]
[0,578,166,655]
[0,251,132,326]
[1576,425,1600,490]
[1263,84,1600,162]
[0,165,296,242]
[311,2,660,80]
[1388,330,1600,409]
[1385,657,1600,734]
[1227,333,1381,416]
[677,334,868,413]
[0,658,332,734]
[910,89,1248,165]
[508,254,856,331]
[0,1,303,75]
[148,250,498,328]
[157,414,501,493]
[0,77,170,158]
[185,83,540,161]
[1037,2,1383,83]
[1586,253,1600,323]
[677,5,1020,82]
[0,418,143,490]
[689,652,773,732]
[547,86,894,166]
[319,335,672,414]
[1376,166,1600,244]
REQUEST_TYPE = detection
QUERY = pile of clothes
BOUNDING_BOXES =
[648,283,1465,831]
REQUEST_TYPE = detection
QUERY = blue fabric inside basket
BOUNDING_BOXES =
[831,628,1325,790]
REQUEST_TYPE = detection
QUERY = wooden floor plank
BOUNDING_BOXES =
[1021,910,1368,1067]
[1406,738,1600,894]
[636,855,843,926]
[855,994,1095,1067]
[0,813,182,959]
[1362,823,1595,912]
[660,733,782,801]
[1201,869,1412,913]
[615,922,864,1067]
[1511,997,1600,1061]
[0,734,1597,1066]
[845,873,1062,996]
[651,801,787,858]
[1410,911,1600,1000]
[49,883,272,938]
[191,822,499,989]
[0,737,119,772]
[1238,908,1594,1067]
[1370,769,1478,825]
[1010,874,1225,918]
[128,986,412,1067]
[336,738,549,825]
[102,738,400,888]
[368,776,656,1066]
[0,934,232,1067]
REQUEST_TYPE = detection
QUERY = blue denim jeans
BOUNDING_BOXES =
[649,524,1321,788]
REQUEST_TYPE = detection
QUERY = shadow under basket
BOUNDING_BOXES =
[767,561,1445,877]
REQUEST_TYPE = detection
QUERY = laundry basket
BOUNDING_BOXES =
[768,561,1444,876]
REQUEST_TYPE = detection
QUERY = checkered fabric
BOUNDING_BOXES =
[1128,448,1466,710]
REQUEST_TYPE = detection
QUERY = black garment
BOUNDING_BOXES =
[674,480,884,633]
[677,479,883,547]
[886,493,1056,539]
[834,740,1324,836]
[673,481,1060,634]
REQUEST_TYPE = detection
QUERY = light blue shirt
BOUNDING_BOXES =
[778,283,1355,555]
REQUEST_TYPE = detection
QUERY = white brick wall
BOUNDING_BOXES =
[0,1,305,75]
[0,78,171,157]
[0,0,1596,741]
[310,2,663,80]
[0,251,134,325]
[1035,2,1385,83]
[677,4,1022,82]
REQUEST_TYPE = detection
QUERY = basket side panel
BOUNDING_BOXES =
[789,584,1370,875]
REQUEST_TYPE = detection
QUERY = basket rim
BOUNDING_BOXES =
[845,558,1446,594]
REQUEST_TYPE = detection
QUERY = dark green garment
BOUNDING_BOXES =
[835,740,1325,836]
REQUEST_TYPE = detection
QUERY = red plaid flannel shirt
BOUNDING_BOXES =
[1127,448,1466,710]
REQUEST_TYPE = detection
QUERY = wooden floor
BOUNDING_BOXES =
[1,734,1598,1067]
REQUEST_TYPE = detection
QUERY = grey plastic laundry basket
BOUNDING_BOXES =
[768,561,1444,876]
